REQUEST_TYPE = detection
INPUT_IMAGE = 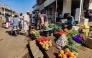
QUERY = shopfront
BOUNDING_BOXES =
[45,3,56,23]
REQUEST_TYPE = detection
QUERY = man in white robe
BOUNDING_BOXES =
[23,11,30,36]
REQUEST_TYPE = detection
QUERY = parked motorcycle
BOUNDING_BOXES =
[12,26,20,36]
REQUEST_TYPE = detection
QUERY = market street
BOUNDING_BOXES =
[0,22,92,58]
[0,0,92,58]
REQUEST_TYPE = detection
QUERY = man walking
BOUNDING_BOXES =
[23,11,30,36]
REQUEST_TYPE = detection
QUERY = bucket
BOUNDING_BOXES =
[72,26,79,30]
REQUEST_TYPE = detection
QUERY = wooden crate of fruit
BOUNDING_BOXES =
[37,37,52,51]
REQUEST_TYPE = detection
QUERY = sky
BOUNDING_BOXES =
[0,0,36,13]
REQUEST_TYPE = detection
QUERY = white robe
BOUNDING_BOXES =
[23,14,30,32]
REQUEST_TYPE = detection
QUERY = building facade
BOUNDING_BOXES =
[0,2,14,16]
[33,0,56,23]
[33,0,92,23]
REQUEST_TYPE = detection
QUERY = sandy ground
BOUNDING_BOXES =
[0,27,29,58]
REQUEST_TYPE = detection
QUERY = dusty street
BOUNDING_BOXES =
[0,27,29,58]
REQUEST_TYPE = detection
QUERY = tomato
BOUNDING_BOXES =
[37,39,41,43]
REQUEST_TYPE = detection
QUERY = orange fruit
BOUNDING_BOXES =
[62,54,67,58]
[58,53,62,58]
[69,52,74,57]
[60,50,64,55]
[73,55,77,58]
[65,48,70,53]
[69,57,73,58]
[65,52,70,57]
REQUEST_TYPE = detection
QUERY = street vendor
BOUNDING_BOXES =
[67,13,74,25]
[62,14,74,30]
[37,14,48,29]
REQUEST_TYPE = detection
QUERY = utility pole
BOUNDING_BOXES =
[4,4,5,17]
[55,0,57,23]
[12,10,13,15]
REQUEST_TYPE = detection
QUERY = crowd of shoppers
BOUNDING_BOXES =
[3,10,76,37]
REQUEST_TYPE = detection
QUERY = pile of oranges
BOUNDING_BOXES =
[58,48,77,58]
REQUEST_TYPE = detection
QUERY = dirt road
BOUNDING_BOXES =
[0,27,29,58]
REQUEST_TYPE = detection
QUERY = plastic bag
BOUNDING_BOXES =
[73,35,82,43]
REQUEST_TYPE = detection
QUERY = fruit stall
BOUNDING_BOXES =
[37,37,52,51]
[29,22,92,58]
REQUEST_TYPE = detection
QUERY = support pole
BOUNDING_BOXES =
[55,0,57,23]
[79,0,83,23]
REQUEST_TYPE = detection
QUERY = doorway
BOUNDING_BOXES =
[71,0,80,17]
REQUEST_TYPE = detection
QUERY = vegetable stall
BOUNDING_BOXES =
[29,23,91,58]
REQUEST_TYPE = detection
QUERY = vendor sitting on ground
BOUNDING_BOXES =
[62,14,74,30]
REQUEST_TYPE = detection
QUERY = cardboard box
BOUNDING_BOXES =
[86,37,92,49]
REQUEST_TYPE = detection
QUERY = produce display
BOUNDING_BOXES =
[49,23,55,28]
[64,29,69,33]
[58,48,77,58]
[29,23,88,58]
[83,25,90,29]
[65,30,80,52]
[31,29,41,38]
[54,24,62,29]
[56,34,68,48]
[48,23,62,29]
[44,23,62,31]
[44,26,50,30]
[57,30,67,35]
[37,37,52,50]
